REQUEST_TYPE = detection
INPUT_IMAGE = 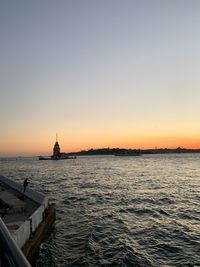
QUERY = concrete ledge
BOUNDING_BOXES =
[22,206,56,265]
[0,189,25,214]
[0,175,49,208]
[13,220,31,248]
[0,176,56,265]
[30,205,45,233]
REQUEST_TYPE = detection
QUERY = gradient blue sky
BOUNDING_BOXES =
[1,0,200,155]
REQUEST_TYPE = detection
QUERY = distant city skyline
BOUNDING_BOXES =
[1,1,200,156]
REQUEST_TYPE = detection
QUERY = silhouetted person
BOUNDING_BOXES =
[23,178,29,193]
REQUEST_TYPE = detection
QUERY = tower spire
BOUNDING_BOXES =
[56,133,58,142]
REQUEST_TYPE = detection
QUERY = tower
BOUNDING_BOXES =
[53,134,60,159]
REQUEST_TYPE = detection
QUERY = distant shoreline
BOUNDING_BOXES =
[69,147,200,156]
[1,147,200,158]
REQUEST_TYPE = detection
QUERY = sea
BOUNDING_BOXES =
[0,153,200,267]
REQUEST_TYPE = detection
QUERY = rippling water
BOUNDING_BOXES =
[0,154,200,266]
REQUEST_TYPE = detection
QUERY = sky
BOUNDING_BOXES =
[1,0,200,156]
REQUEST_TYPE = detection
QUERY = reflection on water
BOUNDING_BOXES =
[0,154,200,266]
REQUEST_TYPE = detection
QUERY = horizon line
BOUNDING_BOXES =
[1,146,200,157]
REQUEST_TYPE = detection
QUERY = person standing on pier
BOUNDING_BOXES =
[23,178,29,192]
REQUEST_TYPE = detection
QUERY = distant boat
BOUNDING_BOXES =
[114,150,142,157]
[38,156,51,160]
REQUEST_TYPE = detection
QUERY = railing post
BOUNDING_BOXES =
[0,217,31,267]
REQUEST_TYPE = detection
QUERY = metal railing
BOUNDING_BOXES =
[0,217,31,267]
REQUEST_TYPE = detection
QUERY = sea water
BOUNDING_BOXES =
[0,154,200,266]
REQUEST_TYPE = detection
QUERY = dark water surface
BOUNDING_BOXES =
[0,154,200,266]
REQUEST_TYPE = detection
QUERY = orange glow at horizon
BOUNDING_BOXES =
[1,133,200,156]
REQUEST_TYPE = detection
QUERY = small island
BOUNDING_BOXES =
[39,137,76,160]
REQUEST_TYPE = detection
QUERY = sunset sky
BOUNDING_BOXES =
[1,1,200,156]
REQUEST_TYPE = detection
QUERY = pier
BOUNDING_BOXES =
[0,175,56,266]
